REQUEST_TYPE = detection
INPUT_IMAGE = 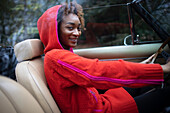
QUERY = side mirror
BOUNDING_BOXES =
[124,35,132,46]
[124,35,139,45]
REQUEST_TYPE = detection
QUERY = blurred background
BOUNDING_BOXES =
[0,0,169,48]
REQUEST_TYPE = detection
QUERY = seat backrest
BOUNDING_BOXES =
[14,39,61,113]
[0,76,44,113]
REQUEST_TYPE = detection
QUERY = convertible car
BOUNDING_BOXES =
[0,0,170,113]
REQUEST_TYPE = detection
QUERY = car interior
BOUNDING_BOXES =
[0,39,61,113]
[0,1,169,113]
[0,38,170,113]
[14,39,61,113]
[0,76,44,113]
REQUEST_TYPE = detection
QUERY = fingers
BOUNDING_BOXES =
[150,53,158,64]
[141,54,156,64]
[148,54,156,60]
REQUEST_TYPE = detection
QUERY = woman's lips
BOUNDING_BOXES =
[69,38,77,42]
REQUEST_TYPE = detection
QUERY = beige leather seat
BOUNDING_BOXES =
[14,39,61,113]
[0,76,44,113]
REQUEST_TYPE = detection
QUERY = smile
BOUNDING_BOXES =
[69,39,77,42]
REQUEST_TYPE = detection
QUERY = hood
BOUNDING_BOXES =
[37,5,73,54]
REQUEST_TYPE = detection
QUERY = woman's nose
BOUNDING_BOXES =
[73,29,80,36]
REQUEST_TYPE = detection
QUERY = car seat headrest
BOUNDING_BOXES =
[14,39,44,62]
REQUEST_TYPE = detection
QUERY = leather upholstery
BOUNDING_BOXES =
[0,76,44,113]
[14,39,44,62]
[14,39,61,113]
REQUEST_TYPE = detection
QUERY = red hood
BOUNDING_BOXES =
[37,5,73,54]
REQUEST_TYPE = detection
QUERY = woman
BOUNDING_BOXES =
[37,2,170,113]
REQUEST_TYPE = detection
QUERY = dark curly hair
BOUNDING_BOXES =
[57,2,85,31]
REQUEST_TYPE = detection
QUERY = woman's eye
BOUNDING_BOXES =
[67,27,73,30]
[78,27,82,31]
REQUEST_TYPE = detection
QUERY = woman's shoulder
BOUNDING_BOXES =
[45,49,76,59]
[46,49,70,54]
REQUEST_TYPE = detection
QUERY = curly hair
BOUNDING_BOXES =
[57,2,85,30]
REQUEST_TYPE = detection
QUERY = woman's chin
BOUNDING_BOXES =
[71,45,77,48]
[70,43,77,48]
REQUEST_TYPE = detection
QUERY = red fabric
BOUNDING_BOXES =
[37,5,164,113]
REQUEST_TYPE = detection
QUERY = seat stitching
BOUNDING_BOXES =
[27,60,55,113]
[0,84,18,113]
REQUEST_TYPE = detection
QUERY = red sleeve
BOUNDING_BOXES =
[45,49,164,89]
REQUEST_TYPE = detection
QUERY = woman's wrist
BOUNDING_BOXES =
[161,64,170,74]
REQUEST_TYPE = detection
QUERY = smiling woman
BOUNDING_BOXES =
[58,13,81,49]
[56,2,84,50]
[37,1,170,113]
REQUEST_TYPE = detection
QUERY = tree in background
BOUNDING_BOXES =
[0,0,16,46]
[0,0,61,47]
[0,0,169,47]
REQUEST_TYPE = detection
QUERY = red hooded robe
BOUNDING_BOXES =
[37,5,164,113]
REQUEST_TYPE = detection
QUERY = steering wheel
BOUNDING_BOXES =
[151,37,170,63]
[152,37,170,88]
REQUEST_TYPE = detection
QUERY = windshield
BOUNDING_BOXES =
[76,0,170,48]
[141,0,169,33]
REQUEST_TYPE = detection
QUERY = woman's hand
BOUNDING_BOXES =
[161,59,170,73]
[141,54,170,73]
[141,54,170,78]
[140,54,156,64]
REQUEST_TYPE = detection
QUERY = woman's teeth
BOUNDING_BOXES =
[70,39,77,42]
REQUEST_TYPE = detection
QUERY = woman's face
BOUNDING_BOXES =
[59,13,82,50]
